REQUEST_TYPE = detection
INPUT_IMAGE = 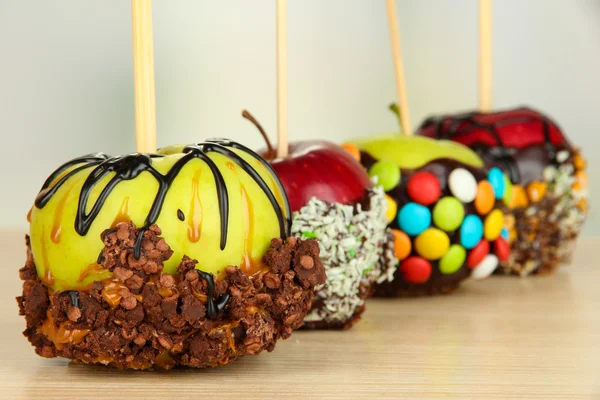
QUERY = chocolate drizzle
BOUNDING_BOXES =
[196,270,230,319]
[60,290,80,308]
[419,107,559,184]
[33,139,290,260]
[177,209,185,221]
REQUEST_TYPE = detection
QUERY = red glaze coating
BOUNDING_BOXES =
[494,237,511,262]
[466,240,490,268]
[260,141,371,212]
[400,256,432,283]
[418,108,568,150]
[407,171,442,206]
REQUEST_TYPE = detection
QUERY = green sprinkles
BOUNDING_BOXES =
[348,248,355,259]
[302,231,317,239]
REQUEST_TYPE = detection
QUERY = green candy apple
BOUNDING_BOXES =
[29,141,288,290]
[348,134,484,170]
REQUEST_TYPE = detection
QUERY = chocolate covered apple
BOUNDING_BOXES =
[17,139,325,370]
[246,111,396,329]
[418,107,588,275]
[345,135,511,296]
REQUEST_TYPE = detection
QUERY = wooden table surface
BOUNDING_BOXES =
[1,231,599,400]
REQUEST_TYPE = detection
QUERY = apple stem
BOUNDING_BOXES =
[242,110,274,158]
[389,103,402,133]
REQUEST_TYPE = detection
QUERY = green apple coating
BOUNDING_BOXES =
[29,141,289,291]
[348,135,484,170]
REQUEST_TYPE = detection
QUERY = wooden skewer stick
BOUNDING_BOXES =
[479,0,493,112]
[131,0,157,153]
[276,0,288,157]
[385,0,412,135]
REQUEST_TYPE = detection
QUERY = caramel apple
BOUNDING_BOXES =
[418,107,588,275]
[246,111,396,329]
[345,132,511,296]
[17,139,325,369]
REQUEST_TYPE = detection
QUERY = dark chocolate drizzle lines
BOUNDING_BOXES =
[60,290,81,308]
[419,107,559,184]
[177,209,185,221]
[196,270,230,319]
[205,138,292,236]
[34,140,290,259]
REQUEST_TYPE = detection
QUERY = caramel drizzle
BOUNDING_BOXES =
[111,196,131,228]
[187,170,203,243]
[419,107,559,184]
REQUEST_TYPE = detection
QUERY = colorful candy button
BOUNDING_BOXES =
[487,168,506,199]
[474,180,495,215]
[369,160,401,191]
[574,153,586,170]
[526,181,547,203]
[391,229,411,260]
[508,185,528,209]
[500,228,509,241]
[448,168,477,203]
[502,175,513,205]
[484,209,504,241]
[400,256,432,283]
[466,240,490,268]
[471,254,498,280]
[384,194,398,223]
[433,197,464,232]
[494,237,510,262]
[414,228,450,260]
[342,143,361,162]
[398,202,431,236]
[439,244,466,275]
[460,215,483,249]
[407,171,441,205]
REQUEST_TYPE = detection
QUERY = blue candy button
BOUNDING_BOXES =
[501,227,509,241]
[398,202,431,236]
[488,168,506,199]
[460,214,483,249]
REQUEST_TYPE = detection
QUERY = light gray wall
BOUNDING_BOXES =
[1,0,599,234]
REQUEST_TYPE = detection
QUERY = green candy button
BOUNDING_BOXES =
[502,175,513,205]
[368,160,401,191]
[439,244,466,274]
[433,197,465,232]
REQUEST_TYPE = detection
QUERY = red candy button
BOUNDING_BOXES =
[407,172,442,206]
[466,240,490,268]
[494,237,511,262]
[400,256,432,283]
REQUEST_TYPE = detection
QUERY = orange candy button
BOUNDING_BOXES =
[527,181,547,203]
[392,229,411,260]
[508,185,528,209]
[342,143,361,162]
[475,180,495,215]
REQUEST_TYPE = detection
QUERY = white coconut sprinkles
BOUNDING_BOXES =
[291,185,397,325]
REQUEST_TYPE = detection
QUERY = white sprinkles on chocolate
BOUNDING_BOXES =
[291,185,396,325]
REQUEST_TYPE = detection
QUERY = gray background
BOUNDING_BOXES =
[1,0,598,234]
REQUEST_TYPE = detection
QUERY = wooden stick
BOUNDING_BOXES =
[385,0,411,135]
[479,0,493,112]
[276,0,288,157]
[131,0,157,153]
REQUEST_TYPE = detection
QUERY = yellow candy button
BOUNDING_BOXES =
[415,228,450,260]
[385,194,398,223]
[484,209,504,241]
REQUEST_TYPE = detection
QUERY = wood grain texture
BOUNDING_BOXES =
[1,230,599,399]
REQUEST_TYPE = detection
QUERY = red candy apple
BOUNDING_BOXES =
[418,107,569,150]
[244,111,371,212]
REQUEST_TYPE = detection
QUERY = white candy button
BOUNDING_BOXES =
[448,168,477,203]
[471,254,498,280]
